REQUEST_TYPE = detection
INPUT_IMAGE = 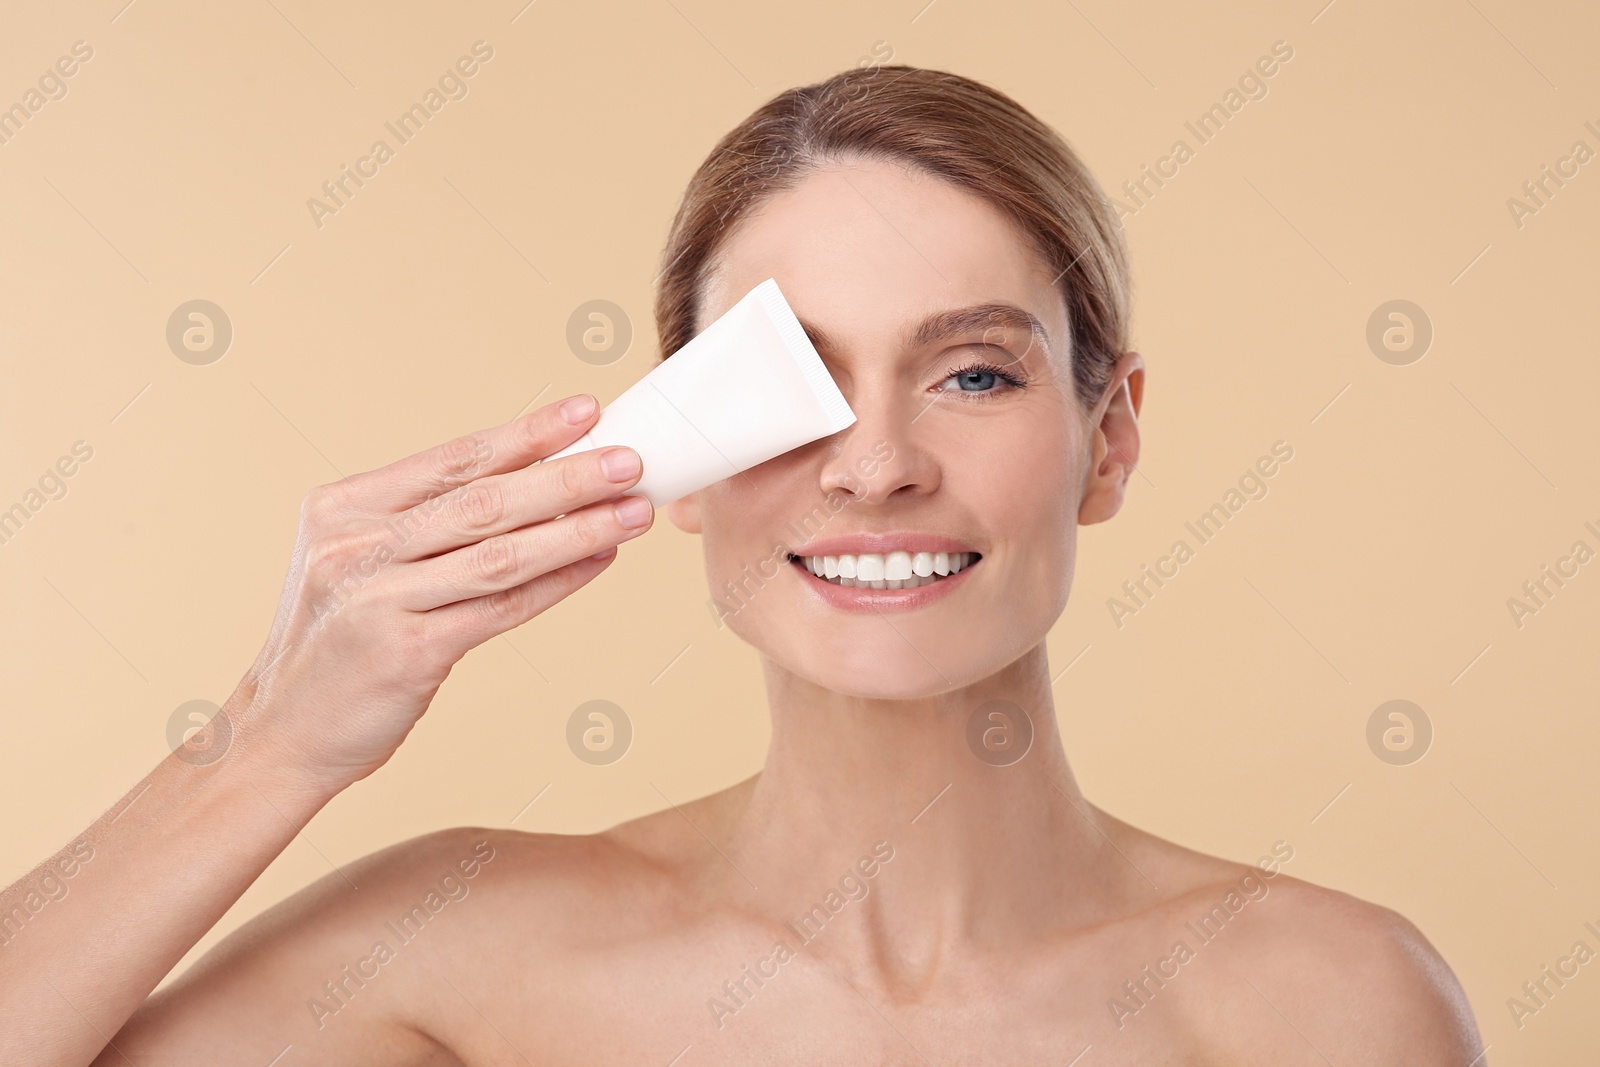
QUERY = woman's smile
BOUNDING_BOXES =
[785,534,984,612]
[787,551,980,612]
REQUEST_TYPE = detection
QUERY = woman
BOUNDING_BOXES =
[3,65,1483,1065]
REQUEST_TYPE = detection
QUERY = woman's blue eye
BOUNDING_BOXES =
[940,361,1027,396]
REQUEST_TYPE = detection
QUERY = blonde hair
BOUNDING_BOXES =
[653,65,1132,408]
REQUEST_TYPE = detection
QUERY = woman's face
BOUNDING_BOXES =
[668,157,1138,700]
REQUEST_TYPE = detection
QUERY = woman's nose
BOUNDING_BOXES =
[816,394,940,505]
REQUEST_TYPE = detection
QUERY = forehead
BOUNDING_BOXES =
[697,158,1068,359]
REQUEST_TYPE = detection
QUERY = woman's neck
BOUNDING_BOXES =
[719,642,1140,977]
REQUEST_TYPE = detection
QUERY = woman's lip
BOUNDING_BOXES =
[788,554,979,613]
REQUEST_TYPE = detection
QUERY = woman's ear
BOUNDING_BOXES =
[665,491,702,534]
[1078,350,1144,526]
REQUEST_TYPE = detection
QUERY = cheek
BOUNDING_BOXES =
[699,447,823,558]
[974,436,1079,591]
[701,509,760,583]
[698,485,794,598]
[971,424,1077,526]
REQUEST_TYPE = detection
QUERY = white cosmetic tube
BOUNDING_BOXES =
[544,278,856,507]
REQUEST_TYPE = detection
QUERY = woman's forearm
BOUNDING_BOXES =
[0,680,340,1067]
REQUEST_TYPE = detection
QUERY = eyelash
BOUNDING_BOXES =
[939,359,1029,399]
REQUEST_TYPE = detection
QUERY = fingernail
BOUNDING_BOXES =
[615,496,653,529]
[601,448,641,482]
[561,394,597,424]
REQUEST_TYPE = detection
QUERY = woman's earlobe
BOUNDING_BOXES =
[665,493,703,534]
[1078,430,1126,526]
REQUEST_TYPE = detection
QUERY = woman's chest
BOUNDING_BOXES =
[422,923,1249,1066]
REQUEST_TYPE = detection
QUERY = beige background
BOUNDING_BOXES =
[2,0,1597,1059]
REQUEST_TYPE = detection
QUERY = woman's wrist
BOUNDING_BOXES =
[205,678,360,815]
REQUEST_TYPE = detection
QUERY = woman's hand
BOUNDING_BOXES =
[239,392,650,793]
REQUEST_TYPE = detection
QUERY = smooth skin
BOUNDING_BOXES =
[2,157,1485,1066]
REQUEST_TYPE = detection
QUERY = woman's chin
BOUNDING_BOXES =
[761,645,995,701]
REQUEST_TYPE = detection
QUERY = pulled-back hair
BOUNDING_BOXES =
[653,65,1132,408]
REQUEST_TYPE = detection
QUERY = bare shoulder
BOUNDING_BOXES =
[110,821,700,1065]
[331,777,749,947]
[1193,873,1486,1064]
[108,825,525,1063]
[403,793,747,952]
[1087,813,1485,1063]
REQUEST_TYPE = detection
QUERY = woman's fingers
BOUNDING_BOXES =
[396,494,654,610]
[385,444,644,563]
[425,546,619,650]
[335,394,602,515]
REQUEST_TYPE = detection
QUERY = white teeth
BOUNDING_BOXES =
[796,551,978,589]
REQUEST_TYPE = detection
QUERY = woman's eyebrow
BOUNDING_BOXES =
[797,303,1049,356]
[909,303,1050,351]
[797,318,839,353]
